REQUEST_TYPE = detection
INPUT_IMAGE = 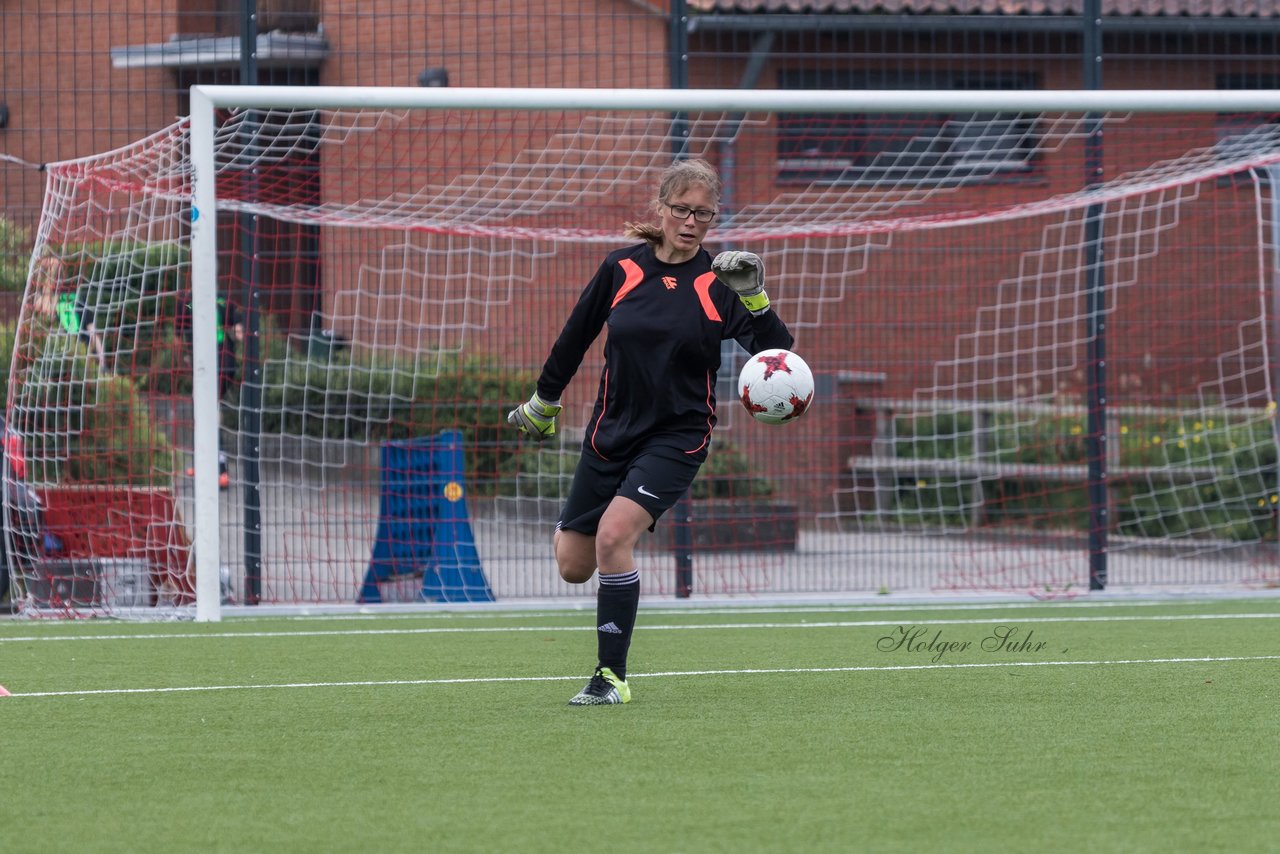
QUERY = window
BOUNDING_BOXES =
[776,70,1040,186]
[179,67,323,338]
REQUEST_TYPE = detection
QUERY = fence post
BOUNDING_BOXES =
[1083,0,1108,591]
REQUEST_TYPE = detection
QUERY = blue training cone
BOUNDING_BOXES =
[360,430,493,603]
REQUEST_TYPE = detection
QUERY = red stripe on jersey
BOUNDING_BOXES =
[693,272,722,322]
[612,258,646,309]
[685,371,714,455]
[589,368,611,460]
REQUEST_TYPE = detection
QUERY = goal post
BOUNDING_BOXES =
[189,98,221,622]
[13,85,1280,621]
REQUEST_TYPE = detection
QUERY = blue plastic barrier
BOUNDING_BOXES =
[359,430,493,603]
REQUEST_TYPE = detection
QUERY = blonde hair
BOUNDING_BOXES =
[31,254,67,317]
[624,158,722,246]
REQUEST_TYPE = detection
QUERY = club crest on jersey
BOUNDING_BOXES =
[662,276,678,290]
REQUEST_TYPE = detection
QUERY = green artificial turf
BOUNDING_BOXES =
[1,596,1276,853]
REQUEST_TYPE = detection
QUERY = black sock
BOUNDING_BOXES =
[596,570,640,680]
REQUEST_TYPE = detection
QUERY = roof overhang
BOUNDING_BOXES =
[689,13,1280,35]
[110,30,329,71]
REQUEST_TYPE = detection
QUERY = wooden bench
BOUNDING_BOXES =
[850,398,1232,526]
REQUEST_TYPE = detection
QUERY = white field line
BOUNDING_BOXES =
[4,655,1278,699]
[239,596,1280,622]
[1,611,1278,644]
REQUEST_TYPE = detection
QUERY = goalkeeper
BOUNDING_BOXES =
[509,158,793,706]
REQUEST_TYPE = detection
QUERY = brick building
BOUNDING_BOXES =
[5,1,1280,596]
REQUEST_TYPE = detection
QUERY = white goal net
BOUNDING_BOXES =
[7,87,1280,619]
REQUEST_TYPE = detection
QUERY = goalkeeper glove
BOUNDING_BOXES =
[712,250,771,315]
[507,392,562,441]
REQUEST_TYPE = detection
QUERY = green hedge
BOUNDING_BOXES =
[238,348,533,496]
[887,407,1278,542]
[8,325,175,486]
[0,216,33,293]
[239,342,780,500]
[2,236,182,485]
[70,240,188,381]
[511,441,776,502]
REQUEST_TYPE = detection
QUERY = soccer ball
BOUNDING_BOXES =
[737,348,815,425]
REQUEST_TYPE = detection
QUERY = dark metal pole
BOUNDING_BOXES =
[670,0,693,597]
[238,0,264,605]
[669,0,690,160]
[1271,168,1280,566]
[1083,0,1108,591]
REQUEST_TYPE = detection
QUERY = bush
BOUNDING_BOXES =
[243,346,534,495]
[239,338,786,503]
[0,216,33,293]
[58,240,189,379]
[16,364,175,487]
[8,287,175,485]
[498,439,779,503]
[0,320,17,411]
[141,330,194,395]
[886,405,1279,541]
[58,374,176,485]
[498,446,579,501]
[691,441,776,500]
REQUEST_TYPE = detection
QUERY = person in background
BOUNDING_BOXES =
[32,255,106,372]
[508,158,794,705]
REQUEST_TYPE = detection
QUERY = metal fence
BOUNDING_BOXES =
[6,3,1280,608]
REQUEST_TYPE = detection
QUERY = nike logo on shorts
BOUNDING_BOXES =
[637,485,659,499]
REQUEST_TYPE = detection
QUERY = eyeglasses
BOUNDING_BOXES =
[666,204,717,223]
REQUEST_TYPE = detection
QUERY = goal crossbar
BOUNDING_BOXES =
[190,85,1280,114]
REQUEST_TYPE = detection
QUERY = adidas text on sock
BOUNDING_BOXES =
[595,570,640,680]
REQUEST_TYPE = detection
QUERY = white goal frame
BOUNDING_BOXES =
[187,85,1280,621]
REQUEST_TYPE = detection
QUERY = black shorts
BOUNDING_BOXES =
[559,445,703,536]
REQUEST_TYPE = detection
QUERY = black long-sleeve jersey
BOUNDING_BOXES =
[536,242,794,462]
